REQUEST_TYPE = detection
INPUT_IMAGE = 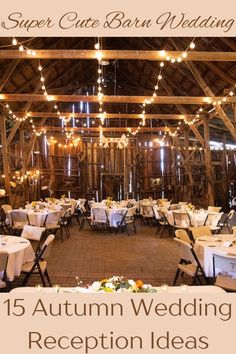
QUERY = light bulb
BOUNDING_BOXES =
[160,62,164,67]
[38,65,42,71]
[182,52,187,58]
[160,50,166,57]
[19,45,24,52]
[190,42,195,49]
[95,42,100,50]
[12,38,17,45]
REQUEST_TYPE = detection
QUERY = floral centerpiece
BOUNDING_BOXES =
[47,197,57,204]
[31,201,38,208]
[105,196,113,208]
[79,276,157,293]
[187,203,195,211]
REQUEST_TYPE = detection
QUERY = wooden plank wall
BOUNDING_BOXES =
[2,135,236,209]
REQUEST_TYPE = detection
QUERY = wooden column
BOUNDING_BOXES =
[20,129,30,202]
[123,147,128,199]
[203,119,215,205]
[222,134,229,209]
[0,114,11,202]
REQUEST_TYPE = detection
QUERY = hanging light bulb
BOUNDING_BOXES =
[190,42,195,49]
[12,38,17,45]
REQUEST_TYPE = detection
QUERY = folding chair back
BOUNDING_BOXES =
[213,252,236,276]
[208,206,221,212]
[10,211,29,227]
[204,212,223,227]
[175,229,192,244]
[1,204,12,214]
[153,205,161,220]
[92,207,108,224]
[39,234,55,260]
[174,237,196,264]
[61,204,72,212]
[44,211,61,228]
[21,225,45,241]
[173,212,192,228]
[141,204,154,217]
[173,237,208,285]
[190,226,212,240]
[169,203,182,211]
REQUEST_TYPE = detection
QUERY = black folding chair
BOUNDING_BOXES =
[21,234,55,287]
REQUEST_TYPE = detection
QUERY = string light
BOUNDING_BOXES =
[12,37,36,56]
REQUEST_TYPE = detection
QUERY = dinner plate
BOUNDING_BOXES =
[198,236,219,242]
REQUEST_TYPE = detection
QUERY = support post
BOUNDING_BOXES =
[203,119,215,206]
[0,114,11,202]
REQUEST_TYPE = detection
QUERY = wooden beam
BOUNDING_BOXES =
[37,126,174,133]
[6,76,50,147]
[204,61,235,86]
[6,120,21,147]
[0,94,235,105]
[160,79,205,147]
[17,112,194,120]
[1,50,236,61]
[171,39,236,140]
[186,62,236,140]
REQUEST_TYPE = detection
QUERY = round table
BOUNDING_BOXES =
[0,235,35,281]
[194,234,236,277]
[166,210,208,226]
[91,206,127,227]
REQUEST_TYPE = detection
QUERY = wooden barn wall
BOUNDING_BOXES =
[2,134,236,209]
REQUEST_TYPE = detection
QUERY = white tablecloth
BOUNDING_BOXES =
[167,210,208,226]
[10,285,225,293]
[91,207,127,227]
[8,209,61,227]
[194,234,236,277]
[0,235,34,281]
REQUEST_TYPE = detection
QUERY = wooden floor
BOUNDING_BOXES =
[8,218,187,290]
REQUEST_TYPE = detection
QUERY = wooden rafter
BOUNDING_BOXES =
[1,50,236,61]
[160,79,205,147]
[0,94,235,105]
[36,127,174,133]
[171,39,236,140]
[17,112,195,120]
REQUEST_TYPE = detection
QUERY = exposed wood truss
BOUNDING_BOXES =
[1,50,236,61]
[0,94,235,104]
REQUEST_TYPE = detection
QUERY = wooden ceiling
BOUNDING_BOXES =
[0,37,236,143]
